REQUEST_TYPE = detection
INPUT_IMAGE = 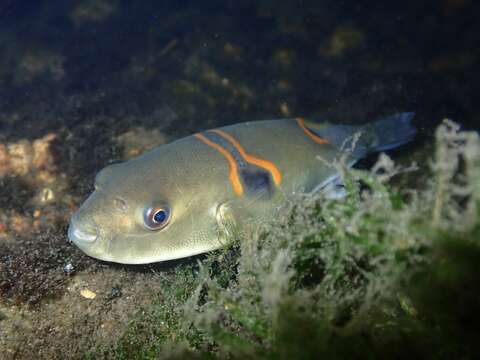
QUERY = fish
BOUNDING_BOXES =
[68,112,416,264]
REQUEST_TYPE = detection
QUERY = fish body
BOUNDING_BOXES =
[68,113,416,264]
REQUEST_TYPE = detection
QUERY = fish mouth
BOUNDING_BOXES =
[68,217,117,262]
[68,219,98,244]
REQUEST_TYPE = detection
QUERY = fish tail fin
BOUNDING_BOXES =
[308,112,416,158]
[366,112,417,152]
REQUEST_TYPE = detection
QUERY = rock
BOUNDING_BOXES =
[0,133,57,178]
[320,25,365,58]
[32,133,57,170]
[63,263,75,274]
[9,212,32,234]
[116,127,166,159]
[71,0,117,26]
[37,188,55,204]
[15,50,65,84]
[80,289,97,299]
[7,140,33,176]
[0,144,9,175]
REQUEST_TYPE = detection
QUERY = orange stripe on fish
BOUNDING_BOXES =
[194,133,244,196]
[296,117,330,145]
[210,129,282,186]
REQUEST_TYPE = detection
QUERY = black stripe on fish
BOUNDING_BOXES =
[202,132,274,196]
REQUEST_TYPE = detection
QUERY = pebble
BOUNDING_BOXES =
[63,263,75,274]
[38,187,55,203]
[80,289,97,299]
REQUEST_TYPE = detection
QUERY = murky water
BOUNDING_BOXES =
[0,1,478,358]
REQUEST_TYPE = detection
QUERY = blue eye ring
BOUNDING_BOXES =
[143,205,171,230]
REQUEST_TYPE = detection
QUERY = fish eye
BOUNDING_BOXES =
[143,205,171,230]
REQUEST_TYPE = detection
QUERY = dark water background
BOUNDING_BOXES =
[0,0,478,142]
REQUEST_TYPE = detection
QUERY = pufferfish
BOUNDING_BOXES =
[68,113,416,264]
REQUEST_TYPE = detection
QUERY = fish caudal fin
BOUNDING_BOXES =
[367,112,417,152]
[308,112,416,159]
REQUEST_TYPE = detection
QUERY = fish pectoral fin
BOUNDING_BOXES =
[313,174,347,199]
[323,180,347,199]
[215,202,239,244]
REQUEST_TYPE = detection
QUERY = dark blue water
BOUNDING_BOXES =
[0,0,478,142]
